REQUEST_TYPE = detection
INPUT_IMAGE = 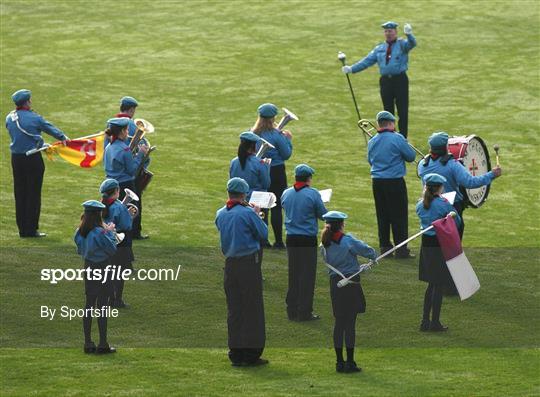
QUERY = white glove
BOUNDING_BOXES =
[358,263,372,274]
[342,65,352,74]
[404,23,412,35]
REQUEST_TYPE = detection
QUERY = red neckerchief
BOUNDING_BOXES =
[294,182,309,191]
[385,39,396,64]
[226,200,242,210]
[102,198,115,206]
[331,231,344,244]
[430,153,440,160]
[115,112,132,119]
[377,128,395,133]
[16,105,31,111]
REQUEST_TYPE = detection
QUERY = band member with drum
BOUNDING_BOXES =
[418,132,502,238]
[342,21,416,138]
[100,178,135,308]
[215,177,269,367]
[281,164,327,321]
[5,89,69,238]
[320,211,377,373]
[416,174,462,332]
[103,117,148,214]
[74,200,118,354]
[252,103,293,249]
[368,111,416,258]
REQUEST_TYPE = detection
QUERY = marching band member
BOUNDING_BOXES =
[281,164,327,321]
[368,111,416,259]
[320,211,377,373]
[416,174,462,332]
[215,177,269,367]
[103,117,148,214]
[252,103,293,249]
[74,200,118,354]
[418,132,502,238]
[5,89,69,238]
[100,178,135,308]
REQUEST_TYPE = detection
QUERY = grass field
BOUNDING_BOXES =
[1,0,539,396]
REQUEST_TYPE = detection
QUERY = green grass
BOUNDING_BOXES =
[1,0,539,395]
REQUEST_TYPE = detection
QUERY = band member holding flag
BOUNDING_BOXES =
[74,200,118,354]
[416,173,462,332]
[5,89,69,238]
[252,103,293,249]
[320,211,376,373]
[418,132,502,238]
[281,164,327,321]
[368,111,416,258]
[215,177,269,367]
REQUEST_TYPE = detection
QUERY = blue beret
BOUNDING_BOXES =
[239,131,261,143]
[322,211,348,222]
[423,173,447,186]
[82,200,106,211]
[107,117,130,128]
[120,96,138,108]
[381,21,399,29]
[295,164,315,177]
[376,111,396,122]
[428,132,449,148]
[227,177,250,194]
[99,178,120,194]
[12,89,31,105]
[257,103,278,118]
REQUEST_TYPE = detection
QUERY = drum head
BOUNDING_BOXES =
[459,136,492,208]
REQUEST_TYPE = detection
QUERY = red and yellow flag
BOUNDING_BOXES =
[46,132,105,168]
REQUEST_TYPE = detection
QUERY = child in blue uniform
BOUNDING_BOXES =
[320,211,377,373]
[416,173,462,332]
[100,178,135,308]
[74,200,118,354]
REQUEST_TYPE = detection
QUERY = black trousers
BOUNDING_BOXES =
[380,73,409,138]
[453,201,465,239]
[423,283,443,323]
[372,178,409,255]
[118,180,140,230]
[132,174,144,237]
[268,164,287,244]
[286,235,318,319]
[224,253,265,364]
[11,153,45,236]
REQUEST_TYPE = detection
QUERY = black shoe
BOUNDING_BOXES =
[111,299,129,309]
[261,240,272,249]
[96,344,117,354]
[344,361,362,373]
[273,242,286,250]
[244,358,269,367]
[83,342,96,354]
[297,313,321,322]
[133,234,149,240]
[21,232,46,238]
[420,320,430,332]
[336,361,346,373]
[395,252,415,259]
[231,361,245,367]
[429,322,448,332]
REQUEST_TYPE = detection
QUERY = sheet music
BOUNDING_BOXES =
[319,189,332,203]
[441,191,456,205]
[249,191,277,209]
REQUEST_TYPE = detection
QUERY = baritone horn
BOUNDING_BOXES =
[121,188,140,219]
[256,138,276,159]
[276,108,298,132]
[129,118,155,154]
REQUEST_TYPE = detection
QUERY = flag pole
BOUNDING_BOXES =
[25,131,105,156]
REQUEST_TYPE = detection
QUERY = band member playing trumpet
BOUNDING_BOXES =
[103,117,148,215]
[74,200,118,354]
[320,211,377,373]
[5,89,69,238]
[281,164,327,321]
[418,132,502,238]
[215,178,269,367]
[416,174,462,332]
[252,103,293,249]
[100,178,135,309]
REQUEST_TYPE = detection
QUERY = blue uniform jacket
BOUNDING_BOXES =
[367,130,416,178]
[5,109,66,154]
[104,138,144,183]
[321,234,377,277]
[104,116,150,168]
[416,196,462,237]
[103,200,132,232]
[417,157,495,203]
[351,34,417,76]
[255,129,293,167]
[229,155,271,199]
[215,203,268,258]
[281,185,328,237]
[74,227,117,263]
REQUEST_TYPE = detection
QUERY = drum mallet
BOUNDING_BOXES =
[493,144,500,167]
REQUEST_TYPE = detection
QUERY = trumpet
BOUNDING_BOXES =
[129,118,155,154]
[256,138,276,159]
[121,188,140,219]
[276,108,298,132]
[241,201,266,219]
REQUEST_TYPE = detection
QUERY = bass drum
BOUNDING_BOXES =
[447,135,492,208]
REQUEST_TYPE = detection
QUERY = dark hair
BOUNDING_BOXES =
[321,221,344,247]
[120,104,136,112]
[104,124,125,137]
[378,119,394,129]
[422,184,441,209]
[430,146,448,157]
[100,188,117,219]
[78,211,104,238]
[238,139,256,169]
[295,175,310,182]
[228,192,245,200]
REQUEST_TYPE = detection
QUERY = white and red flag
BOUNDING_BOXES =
[432,215,480,301]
